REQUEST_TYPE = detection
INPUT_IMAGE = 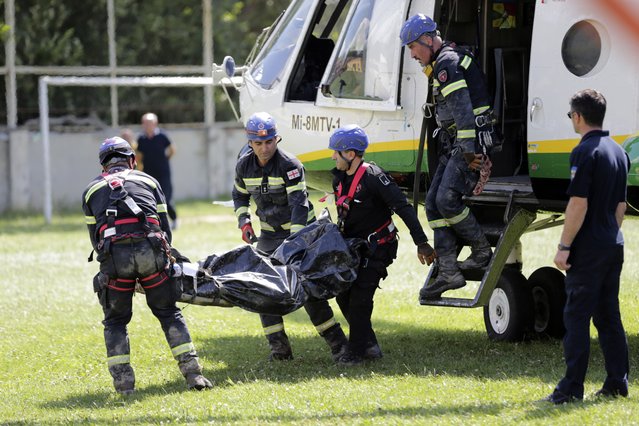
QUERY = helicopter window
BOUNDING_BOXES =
[287,0,352,101]
[250,0,314,89]
[561,21,602,77]
[322,0,403,102]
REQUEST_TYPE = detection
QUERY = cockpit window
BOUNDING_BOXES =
[250,0,314,89]
[323,0,403,102]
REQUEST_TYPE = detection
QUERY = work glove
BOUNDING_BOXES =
[417,242,437,265]
[240,222,257,244]
[463,152,484,172]
[472,155,493,196]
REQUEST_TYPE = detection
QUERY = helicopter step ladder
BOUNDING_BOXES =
[419,175,540,308]
[419,204,536,309]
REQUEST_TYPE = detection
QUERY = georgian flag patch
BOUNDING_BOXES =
[287,168,301,180]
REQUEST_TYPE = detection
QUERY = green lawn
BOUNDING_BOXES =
[1,196,638,425]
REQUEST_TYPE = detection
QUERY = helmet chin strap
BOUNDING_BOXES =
[339,151,363,174]
[416,36,435,60]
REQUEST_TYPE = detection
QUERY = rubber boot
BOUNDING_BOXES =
[177,354,213,390]
[322,325,348,362]
[458,238,492,271]
[266,330,293,361]
[109,363,135,396]
[420,255,466,300]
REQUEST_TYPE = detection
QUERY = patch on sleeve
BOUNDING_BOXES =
[378,174,390,186]
[570,166,577,180]
[287,168,301,180]
[437,69,448,83]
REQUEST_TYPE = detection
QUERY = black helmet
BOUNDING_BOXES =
[99,136,135,165]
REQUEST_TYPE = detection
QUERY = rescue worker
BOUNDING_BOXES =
[232,112,348,362]
[83,137,212,395]
[400,14,498,299]
[329,125,436,365]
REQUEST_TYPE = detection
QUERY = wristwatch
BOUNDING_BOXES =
[557,243,571,251]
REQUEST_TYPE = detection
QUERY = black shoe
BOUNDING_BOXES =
[363,343,383,360]
[595,387,628,398]
[420,271,466,300]
[540,390,580,404]
[337,352,364,366]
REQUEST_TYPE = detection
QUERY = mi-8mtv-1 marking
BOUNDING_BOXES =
[291,114,342,132]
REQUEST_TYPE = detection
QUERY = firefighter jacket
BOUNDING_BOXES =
[232,148,315,234]
[431,42,492,154]
[82,167,172,252]
[331,162,428,245]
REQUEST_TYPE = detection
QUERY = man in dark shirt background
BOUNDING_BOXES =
[137,112,178,229]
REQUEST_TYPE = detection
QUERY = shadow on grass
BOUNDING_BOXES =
[41,323,637,422]
[37,391,612,425]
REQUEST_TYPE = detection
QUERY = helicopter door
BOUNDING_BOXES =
[316,0,409,111]
[528,0,637,184]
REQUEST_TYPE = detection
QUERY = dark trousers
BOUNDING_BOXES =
[426,150,482,257]
[98,239,192,361]
[336,241,397,356]
[556,245,629,398]
[257,233,338,341]
[259,298,339,336]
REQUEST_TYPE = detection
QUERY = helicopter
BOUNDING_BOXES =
[217,0,639,341]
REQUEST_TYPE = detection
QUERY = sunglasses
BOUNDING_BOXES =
[567,111,578,119]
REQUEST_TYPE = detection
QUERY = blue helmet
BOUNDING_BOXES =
[400,14,437,46]
[245,112,278,142]
[329,125,369,152]
[98,136,135,165]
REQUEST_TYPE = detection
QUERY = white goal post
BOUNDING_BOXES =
[38,73,242,223]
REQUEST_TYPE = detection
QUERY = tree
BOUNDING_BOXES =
[1,0,291,125]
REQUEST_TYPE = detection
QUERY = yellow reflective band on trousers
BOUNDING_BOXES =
[428,218,449,229]
[315,317,337,333]
[171,342,195,358]
[457,129,476,139]
[428,207,470,229]
[290,224,304,233]
[235,206,249,218]
[157,203,168,213]
[441,79,467,97]
[473,105,490,115]
[107,354,130,367]
[461,55,472,70]
[448,207,470,225]
[85,215,96,224]
[263,323,284,335]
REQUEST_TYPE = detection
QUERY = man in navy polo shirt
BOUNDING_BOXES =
[543,89,630,404]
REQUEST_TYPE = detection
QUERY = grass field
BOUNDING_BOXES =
[1,195,638,425]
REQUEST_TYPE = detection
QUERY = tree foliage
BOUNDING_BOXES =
[0,0,290,125]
